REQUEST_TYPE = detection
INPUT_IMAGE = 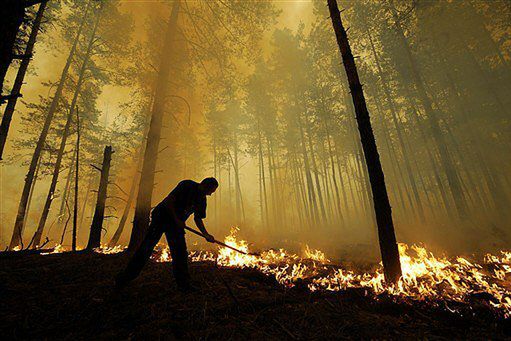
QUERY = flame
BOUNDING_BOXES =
[94,245,126,254]
[153,228,511,317]
[33,228,511,317]
[303,244,329,263]
[41,244,66,255]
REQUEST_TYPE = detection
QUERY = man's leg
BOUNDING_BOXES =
[165,230,191,289]
[116,219,164,287]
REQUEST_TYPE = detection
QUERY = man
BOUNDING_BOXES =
[116,177,218,291]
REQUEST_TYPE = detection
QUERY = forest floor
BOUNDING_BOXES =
[0,251,509,340]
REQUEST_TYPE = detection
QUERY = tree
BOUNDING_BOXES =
[8,2,92,250]
[327,0,402,283]
[0,0,46,101]
[0,1,47,159]
[86,145,113,250]
[127,0,181,252]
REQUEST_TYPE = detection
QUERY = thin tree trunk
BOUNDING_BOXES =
[31,109,74,248]
[0,1,46,159]
[298,117,319,225]
[328,0,402,283]
[305,115,328,224]
[86,146,113,250]
[371,86,408,214]
[31,8,101,248]
[72,107,80,251]
[79,171,94,230]
[109,151,143,247]
[128,0,180,252]
[58,151,76,228]
[22,154,41,234]
[367,27,425,220]
[258,127,269,228]
[8,2,90,250]
[389,1,467,218]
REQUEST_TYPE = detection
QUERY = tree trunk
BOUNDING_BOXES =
[128,0,180,252]
[79,172,94,231]
[0,1,46,159]
[86,146,113,250]
[108,154,142,247]
[366,27,425,221]
[298,117,320,226]
[328,0,402,283]
[257,127,269,228]
[72,107,80,251]
[22,155,41,234]
[8,2,90,250]
[389,2,467,219]
[305,114,328,224]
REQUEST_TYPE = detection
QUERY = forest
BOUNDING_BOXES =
[1,0,510,339]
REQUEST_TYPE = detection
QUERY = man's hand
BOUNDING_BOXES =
[204,233,215,243]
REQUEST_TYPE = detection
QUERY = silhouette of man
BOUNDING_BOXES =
[116,177,218,291]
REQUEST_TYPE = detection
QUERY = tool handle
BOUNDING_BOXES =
[184,226,248,255]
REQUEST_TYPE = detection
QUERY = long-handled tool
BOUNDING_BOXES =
[184,226,259,256]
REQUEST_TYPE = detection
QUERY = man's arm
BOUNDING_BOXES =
[194,215,215,242]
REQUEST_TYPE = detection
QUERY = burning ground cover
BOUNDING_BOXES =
[1,235,511,339]
[16,227,511,319]
[146,228,511,318]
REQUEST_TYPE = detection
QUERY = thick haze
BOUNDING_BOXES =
[1,0,510,259]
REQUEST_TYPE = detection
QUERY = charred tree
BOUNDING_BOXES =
[327,0,402,283]
[0,1,46,159]
[86,146,113,250]
[8,2,90,250]
[128,0,180,252]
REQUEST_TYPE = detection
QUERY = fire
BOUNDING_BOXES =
[41,244,66,255]
[303,244,329,263]
[31,228,510,317]
[153,228,511,317]
[94,245,126,254]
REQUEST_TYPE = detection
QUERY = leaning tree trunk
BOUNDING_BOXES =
[0,1,46,159]
[327,0,402,283]
[128,0,180,252]
[86,146,113,250]
[8,2,90,250]
[31,4,101,248]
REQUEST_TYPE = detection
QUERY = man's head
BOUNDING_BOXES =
[199,177,218,196]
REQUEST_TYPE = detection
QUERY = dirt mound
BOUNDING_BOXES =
[0,252,508,339]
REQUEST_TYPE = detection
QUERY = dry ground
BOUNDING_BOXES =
[0,251,509,340]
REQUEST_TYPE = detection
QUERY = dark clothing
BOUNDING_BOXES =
[156,180,207,221]
[117,209,190,288]
[117,180,207,289]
